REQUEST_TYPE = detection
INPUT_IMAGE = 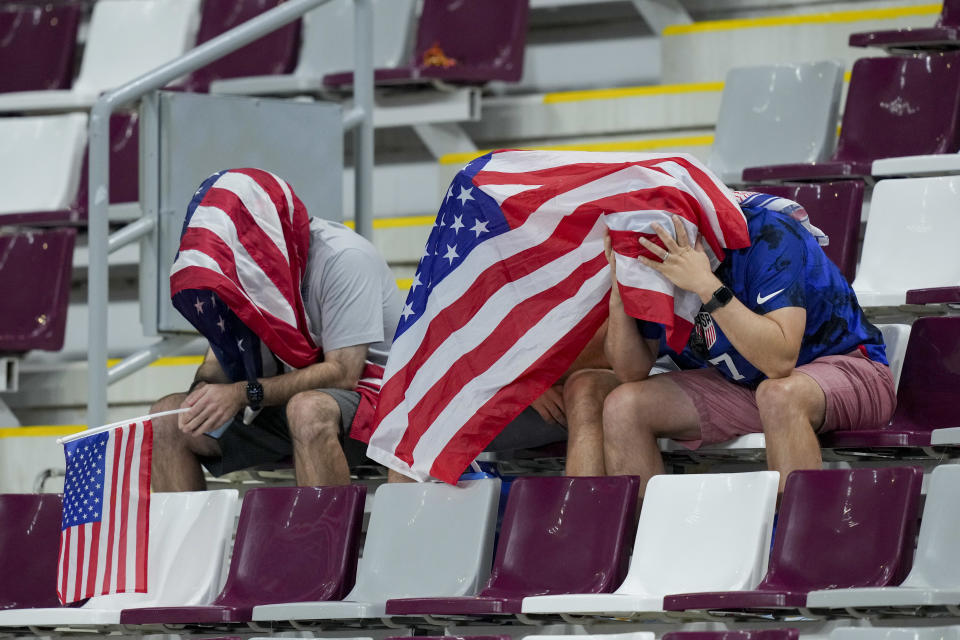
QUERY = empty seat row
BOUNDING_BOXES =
[4,466,960,630]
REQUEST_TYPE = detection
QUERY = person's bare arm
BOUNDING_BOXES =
[179,344,370,436]
[603,232,660,382]
[192,347,231,386]
[638,215,804,379]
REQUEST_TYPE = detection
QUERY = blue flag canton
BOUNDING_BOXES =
[62,432,109,530]
[171,289,262,382]
[396,155,510,337]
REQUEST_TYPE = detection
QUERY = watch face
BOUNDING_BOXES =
[246,382,264,404]
[716,286,734,304]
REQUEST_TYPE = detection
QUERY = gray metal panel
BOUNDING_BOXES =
[154,91,342,333]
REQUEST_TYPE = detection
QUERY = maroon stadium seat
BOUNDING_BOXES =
[663,467,922,612]
[0,3,83,94]
[849,0,960,51]
[323,0,528,88]
[385,475,640,617]
[0,494,63,609]
[119,485,366,625]
[743,53,960,182]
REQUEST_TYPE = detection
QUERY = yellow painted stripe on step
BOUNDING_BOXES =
[105,355,203,368]
[663,4,941,35]
[544,81,724,104]
[396,278,413,290]
[0,425,86,439]
[343,215,437,230]
[438,134,715,166]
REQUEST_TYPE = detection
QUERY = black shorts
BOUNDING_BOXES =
[198,388,369,477]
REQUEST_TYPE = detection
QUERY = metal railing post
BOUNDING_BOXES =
[353,0,375,241]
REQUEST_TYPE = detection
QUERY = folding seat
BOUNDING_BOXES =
[0,112,140,226]
[806,464,960,613]
[384,476,641,617]
[875,323,911,391]
[323,0,529,88]
[386,636,510,640]
[521,471,778,618]
[210,0,416,96]
[120,485,366,625]
[252,479,500,623]
[0,490,238,627]
[830,627,960,640]
[708,61,844,185]
[0,494,62,610]
[520,634,653,640]
[849,0,960,51]
[177,0,300,93]
[742,53,960,183]
[820,318,960,451]
[0,228,75,352]
[0,0,201,114]
[663,467,923,614]
[0,3,82,93]
[848,175,960,307]
[748,181,863,282]
[664,631,799,640]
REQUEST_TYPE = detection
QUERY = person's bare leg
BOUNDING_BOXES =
[151,393,221,492]
[602,375,701,495]
[387,469,416,483]
[562,369,621,476]
[286,391,351,486]
[756,372,826,493]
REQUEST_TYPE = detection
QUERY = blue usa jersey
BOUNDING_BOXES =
[641,194,887,387]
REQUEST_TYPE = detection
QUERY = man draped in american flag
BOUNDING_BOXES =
[149,168,402,489]
[58,420,152,604]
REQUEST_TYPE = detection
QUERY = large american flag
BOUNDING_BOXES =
[365,150,750,483]
[57,420,152,604]
[170,168,321,378]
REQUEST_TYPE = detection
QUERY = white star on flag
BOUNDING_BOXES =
[456,186,474,206]
[450,214,465,234]
[400,302,416,321]
[470,218,489,238]
[443,244,459,265]
[194,298,205,314]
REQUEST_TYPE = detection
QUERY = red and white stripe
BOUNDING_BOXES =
[169,168,321,369]
[366,150,749,483]
[57,421,152,604]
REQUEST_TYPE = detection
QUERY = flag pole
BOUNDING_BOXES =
[57,408,188,445]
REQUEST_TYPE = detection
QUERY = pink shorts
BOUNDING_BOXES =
[665,351,897,449]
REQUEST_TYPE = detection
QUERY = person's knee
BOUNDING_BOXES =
[603,381,654,441]
[151,393,187,444]
[563,369,616,405]
[756,374,821,429]
[286,391,341,443]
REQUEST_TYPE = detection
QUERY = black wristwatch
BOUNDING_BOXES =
[245,381,264,411]
[703,285,734,313]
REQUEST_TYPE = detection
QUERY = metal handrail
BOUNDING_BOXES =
[86,0,375,428]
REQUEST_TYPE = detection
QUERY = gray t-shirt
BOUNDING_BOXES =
[300,218,402,370]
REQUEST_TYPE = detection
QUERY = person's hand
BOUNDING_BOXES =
[604,229,623,305]
[179,382,244,436]
[530,385,566,427]
[638,214,720,299]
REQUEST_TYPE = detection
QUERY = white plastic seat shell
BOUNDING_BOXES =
[252,478,500,621]
[829,627,960,640]
[807,465,960,609]
[210,0,415,96]
[0,114,87,214]
[708,60,844,185]
[0,490,238,627]
[853,176,960,307]
[521,471,779,616]
[0,0,201,114]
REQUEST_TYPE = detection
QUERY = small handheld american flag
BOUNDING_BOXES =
[57,418,153,604]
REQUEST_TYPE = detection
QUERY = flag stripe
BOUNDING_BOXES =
[58,526,70,602]
[84,521,101,599]
[73,524,85,603]
[116,425,136,592]
[134,422,152,591]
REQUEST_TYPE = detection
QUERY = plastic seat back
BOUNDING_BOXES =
[940,0,960,27]
[347,479,499,602]
[853,175,960,307]
[618,471,778,600]
[80,491,238,609]
[479,476,640,599]
[412,0,528,82]
[760,468,922,592]
[710,61,844,184]
[665,631,799,640]
[0,494,63,609]
[72,0,200,96]
[181,0,300,93]
[875,323,911,390]
[832,53,960,166]
[213,486,365,607]
[0,114,87,216]
[297,0,415,79]
[888,317,960,434]
[0,229,76,352]
[899,465,960,589]
[831,627,960,640]
[0,3,82,93]
[753,181,863,283]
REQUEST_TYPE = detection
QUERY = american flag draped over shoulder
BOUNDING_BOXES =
[366,150,750,483]
[58,420,152,604]
[169,168,321,379]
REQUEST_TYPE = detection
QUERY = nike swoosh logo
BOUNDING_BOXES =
[756,289,785,305]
